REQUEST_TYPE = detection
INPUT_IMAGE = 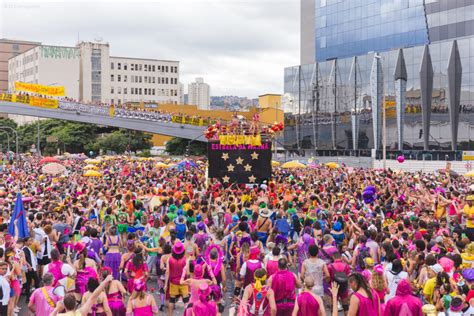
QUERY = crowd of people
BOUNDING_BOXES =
[0,153,473,316]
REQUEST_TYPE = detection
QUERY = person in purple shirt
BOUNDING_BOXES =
[89,228,103,258]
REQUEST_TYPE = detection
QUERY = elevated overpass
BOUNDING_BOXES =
[0,100,206,141]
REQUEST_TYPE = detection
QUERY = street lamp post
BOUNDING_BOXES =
[0,126,19,163]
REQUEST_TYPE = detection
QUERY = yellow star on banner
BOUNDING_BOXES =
[222,175,230,183]
[236,157,244,165]
[251,151,259,160]
[248,175,256,183]
[244,164,252,172]
[227,164,235,172]
[221,153,229,161]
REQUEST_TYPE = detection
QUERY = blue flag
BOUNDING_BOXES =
[8,193,29,238]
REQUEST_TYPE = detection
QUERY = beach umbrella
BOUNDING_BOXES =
[281,161,306,169]
[271,160,280,167]
[83,170,102,177]
[84,159,101,165]
[83,164,99,171]
[156,162,168,169]
[465,170,474,178]
[41,162,66,175]
[39,157,60,164]
[8,193,29,238]
[325,162,340,169]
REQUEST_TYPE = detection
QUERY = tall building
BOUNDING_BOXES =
[178,82,184,104]
[188,77,210,110]
[0,39,40,118]
[0,39,40,92]
[8,41,180,107]
[285,0,474,151]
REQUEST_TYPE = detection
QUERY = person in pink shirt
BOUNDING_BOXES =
[384,279,423,316]
[28,273,62,316]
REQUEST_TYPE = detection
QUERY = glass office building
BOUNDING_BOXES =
[285,0,474,151]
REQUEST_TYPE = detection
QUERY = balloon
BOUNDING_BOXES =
[397,155,405,163]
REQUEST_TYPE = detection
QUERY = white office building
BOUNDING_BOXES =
[8,41,180,106]
[188,77,210,110]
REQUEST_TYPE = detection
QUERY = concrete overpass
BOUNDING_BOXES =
[0,100,206,141]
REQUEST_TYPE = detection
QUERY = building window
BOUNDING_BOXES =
[12,44,19,51]
[144,88,148,95]
[166,77,169,84]
[144,65,148,71]
[158,65,161,72]
[131,64,134,71]
[321,15,326,27]
[111,62,114,70]
[139,76,142,83]
[118,75,121,82]
[152,65,155,72]
[321,36,327,48]
[152,77,155,84]
[111,87,114,94]
[124,88,127,94]
[111,99,114,104]
[152,89,155,95]
[166,66,169,72]
[118,63,121,70]
[124,63,127,70]
[111,75,114,82]
[124,75,127,82]
[118,87,121,94]
[145,76,148,83]
[320,0,326,7]
[139,88,142,95]
[139,64,142,71]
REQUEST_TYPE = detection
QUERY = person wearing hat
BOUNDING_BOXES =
[126,279,159,316]
[423,264,443,304]
[256,203,272,247]
[421,304,437,316]
[267,257,302,316]
[165,241,189,316]
[464,195,474,241]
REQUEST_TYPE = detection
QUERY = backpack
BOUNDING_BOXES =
[331,262,349,294]
[356,246,371,270]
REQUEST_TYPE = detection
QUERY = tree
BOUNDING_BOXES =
[165,137,206,156]
[89,130,152,154]
[0,118,18,153]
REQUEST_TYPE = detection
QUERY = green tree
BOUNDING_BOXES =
[165,137,206,155]
[0,118,18,153]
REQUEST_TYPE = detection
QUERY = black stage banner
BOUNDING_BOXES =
[207,141,272,184]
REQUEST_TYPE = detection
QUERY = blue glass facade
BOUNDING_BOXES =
[284,0,474,151]
[316,0,429,61]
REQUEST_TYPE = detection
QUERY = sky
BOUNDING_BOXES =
[0,0,300,98]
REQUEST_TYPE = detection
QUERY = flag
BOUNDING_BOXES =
[207,141,272,184]
[8,193,29,238]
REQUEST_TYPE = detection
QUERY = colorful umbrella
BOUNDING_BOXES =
[83,164,99,171]
[271,160,280,167]
[281,161,306,169]
[83,170,102,177]
[156,162,168,169]
[325,162,340,169]
[41,162,66,175]
[84,159,101,165]
[39,157,60,164]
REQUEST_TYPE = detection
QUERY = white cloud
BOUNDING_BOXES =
[0,0,300,97]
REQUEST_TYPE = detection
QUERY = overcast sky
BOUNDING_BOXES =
[0,0,299,98]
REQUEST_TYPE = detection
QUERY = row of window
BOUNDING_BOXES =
[110,75,178,85]
[111,62,178,73]
[111,99,179,105]
[110,87,179,97]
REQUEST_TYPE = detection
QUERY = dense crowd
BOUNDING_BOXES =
[0,154,473,316]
